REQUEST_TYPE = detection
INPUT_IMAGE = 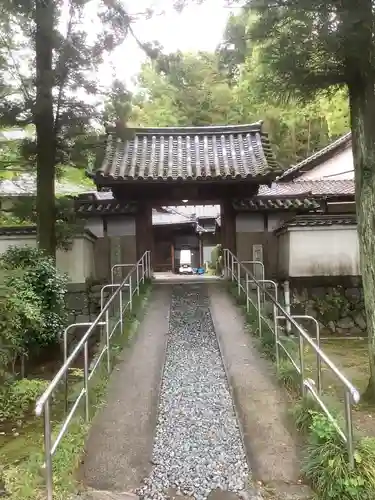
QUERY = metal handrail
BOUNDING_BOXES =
[224,248,360,467]
[35,250,151,500]
[61,321,106,414]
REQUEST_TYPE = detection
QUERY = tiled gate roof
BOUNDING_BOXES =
[91,123,280,183]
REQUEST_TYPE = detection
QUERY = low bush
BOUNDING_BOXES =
[1,245,68,350]
[0,378,49,421]
[0,278,44,380]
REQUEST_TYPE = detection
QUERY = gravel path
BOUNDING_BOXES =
[137,284,249,500]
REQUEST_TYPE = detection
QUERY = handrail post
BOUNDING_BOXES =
[283,280,291,334]
[84,341,89,421]
[136,262,140,295]
[119,289,123,332]
[315,320,322,394]
[64,327,68,414]
[63,322,95,413]
[298,333,306,397]
[231,254,234,281]
[257,286,262,337]
[129,275,133,312]
[105,309,111,374]
[273,303,280,366]
[344,391,355,468]
[246,273,249,313]
[147,251,151,279]
[237,261,241,296]
[44,399,53,500]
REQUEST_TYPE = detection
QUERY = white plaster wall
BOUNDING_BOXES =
[85,218,104,238]
[277,232,290,276]
[281,225,360,276]
[0,234,96,283]
[299,146,354,180]
[107,216,135,237]
[236,213,264,232]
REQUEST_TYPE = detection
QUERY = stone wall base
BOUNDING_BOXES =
[288,276,366,336]
[65,282,111,324]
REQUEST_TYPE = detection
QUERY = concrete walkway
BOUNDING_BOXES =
[81,286,171,493]
[80,282,312,500]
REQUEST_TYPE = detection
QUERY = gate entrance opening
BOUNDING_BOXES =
[76,122,281,280]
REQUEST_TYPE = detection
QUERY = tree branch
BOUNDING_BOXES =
[0,31,31,104]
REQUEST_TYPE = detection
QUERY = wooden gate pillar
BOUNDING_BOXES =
[136,203,153,265]
[220,199,236,254]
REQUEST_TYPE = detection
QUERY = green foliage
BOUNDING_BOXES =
[1,246,68,349]
[0,273,44,379]
[0,245,41,269]
[302,413,375,500]
[9,196,85,251]
[0,246,68,379]
[0,378,48,421]
[291,396,320,434]
[129,14,350,168]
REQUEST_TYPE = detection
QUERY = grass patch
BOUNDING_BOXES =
[0,281,152,499]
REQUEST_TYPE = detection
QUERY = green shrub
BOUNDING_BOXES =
[1,246,41,269]
[0,279,44,379]
[302,412,375,500]
[0,245,68,351]
[0,378,49,421]
[291,395,330,433]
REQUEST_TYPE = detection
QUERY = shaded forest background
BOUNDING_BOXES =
[128,10,350,168]
[0,5,350,188]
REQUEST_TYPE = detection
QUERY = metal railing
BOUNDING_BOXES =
[224,248,360,467]
[35,250,151,500]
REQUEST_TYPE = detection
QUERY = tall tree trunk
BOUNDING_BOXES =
[34,0,56,257]
[345,0,375,401]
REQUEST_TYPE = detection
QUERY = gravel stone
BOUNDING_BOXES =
[137,285,249,500]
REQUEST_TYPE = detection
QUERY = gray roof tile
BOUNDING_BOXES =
[233,197,323,211]
[275,214,357,233]
[93,123,280,182]
[258,179,354,197]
